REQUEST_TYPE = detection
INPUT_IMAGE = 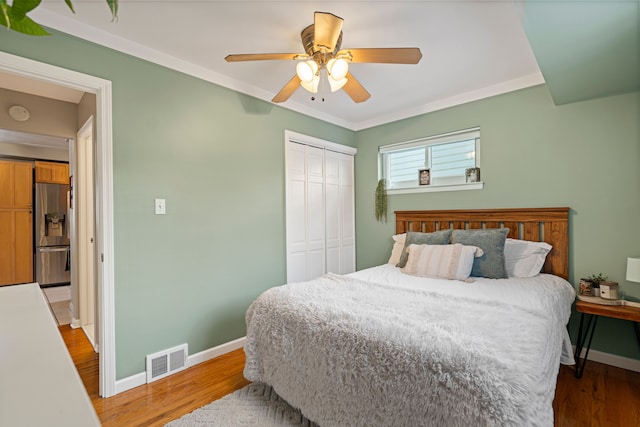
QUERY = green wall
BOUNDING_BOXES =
[354,85,640,360]
[0,30,355,378]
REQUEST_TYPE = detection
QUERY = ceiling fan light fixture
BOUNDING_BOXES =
[328,75,348,92]
[327,57,349,80]
[226,11,420,103]
[296,60,319,83]
[300,74,320,93]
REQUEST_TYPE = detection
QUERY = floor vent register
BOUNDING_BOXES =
[146,343,188,383]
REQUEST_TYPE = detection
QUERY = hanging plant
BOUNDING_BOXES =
[375,178,387,223]
[1,0,118,36]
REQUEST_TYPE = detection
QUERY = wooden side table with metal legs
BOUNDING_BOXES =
[574,300,640,378]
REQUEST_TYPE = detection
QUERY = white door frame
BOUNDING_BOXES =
[0,51,117,397]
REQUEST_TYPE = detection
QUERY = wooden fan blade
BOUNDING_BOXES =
[272,75,301,103]
[338,48,423,64]
[342,72,371,103]
[314,12,344,52]
[225,53,306,62]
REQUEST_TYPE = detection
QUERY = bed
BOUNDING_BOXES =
[244,208,575,426]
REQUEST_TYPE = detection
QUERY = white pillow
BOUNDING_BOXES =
[388,233,406,265]
[504,238,552,278]
[401,243,484,281]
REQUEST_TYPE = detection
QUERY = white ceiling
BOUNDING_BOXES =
[27,0,544,131]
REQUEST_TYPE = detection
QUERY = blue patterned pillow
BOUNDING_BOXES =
[396,229,453,268]
[451,228,509,279]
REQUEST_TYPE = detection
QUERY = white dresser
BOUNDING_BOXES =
[0,283,100,426]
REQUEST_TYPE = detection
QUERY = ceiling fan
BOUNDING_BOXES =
[225,11,422,103]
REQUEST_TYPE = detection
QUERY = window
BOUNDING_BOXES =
[379,127,481,192]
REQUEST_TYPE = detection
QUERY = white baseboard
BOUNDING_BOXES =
[115,372,146,395]
[576,347,640,373]
[70,317,81,329]
[113,336,246,396]
[187,336,246,368]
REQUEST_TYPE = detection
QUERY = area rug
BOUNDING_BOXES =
[165,382,318,426]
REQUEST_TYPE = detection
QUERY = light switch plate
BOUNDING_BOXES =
[155,198,166,215]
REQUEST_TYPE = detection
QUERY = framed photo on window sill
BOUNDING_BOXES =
[465,167,481,183]
[419,169,431,186]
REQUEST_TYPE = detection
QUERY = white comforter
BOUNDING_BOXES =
[353,265,576,366]
[244,265,575,427]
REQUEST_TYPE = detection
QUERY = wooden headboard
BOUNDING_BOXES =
[395,208,570,279]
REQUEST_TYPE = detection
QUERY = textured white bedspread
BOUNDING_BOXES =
[353,265,576,365]
[244,266,575,426]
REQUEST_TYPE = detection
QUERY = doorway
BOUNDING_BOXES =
[0,51,116,397]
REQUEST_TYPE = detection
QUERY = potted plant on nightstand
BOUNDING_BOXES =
[587,273,608,297]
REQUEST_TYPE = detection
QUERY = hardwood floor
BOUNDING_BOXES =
[60,325,249,426]
[554,363,640,426]
[61,325,640,426]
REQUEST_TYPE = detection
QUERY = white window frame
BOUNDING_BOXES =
[378,127,483,194]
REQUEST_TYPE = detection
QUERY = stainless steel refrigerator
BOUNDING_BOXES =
[35,182,71,286]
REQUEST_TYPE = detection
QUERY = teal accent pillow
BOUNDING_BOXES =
[396,229,453,268]
[451,228,510,279]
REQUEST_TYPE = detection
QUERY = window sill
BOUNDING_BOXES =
[387,182,484,195]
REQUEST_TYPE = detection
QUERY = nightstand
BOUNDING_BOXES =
[574,300,640,378]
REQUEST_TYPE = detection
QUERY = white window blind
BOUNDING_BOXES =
[379,128,480,190]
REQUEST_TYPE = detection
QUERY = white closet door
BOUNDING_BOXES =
[286,143,326,283]
[325,151,341,274]
[285,132,355,283]
[285,143,307,283]
[338,153,355,274]
[325,150,355,274]
[305,146,326,280]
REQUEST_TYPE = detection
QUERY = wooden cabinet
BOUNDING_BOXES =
[1,160,33,209]
[0,211,33,285]
[0,160,33,286]
[35,161,69,184]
